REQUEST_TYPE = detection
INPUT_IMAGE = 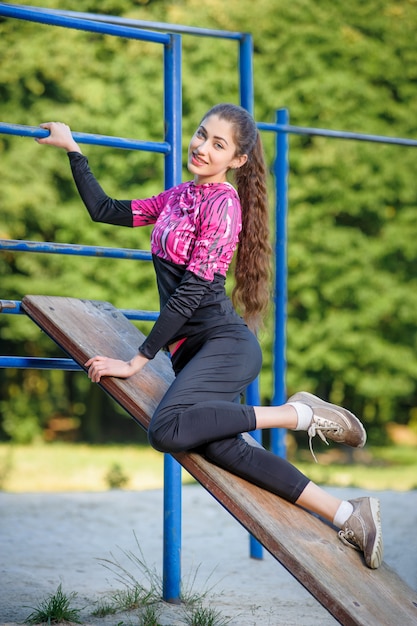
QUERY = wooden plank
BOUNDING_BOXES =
[22,295,417,626]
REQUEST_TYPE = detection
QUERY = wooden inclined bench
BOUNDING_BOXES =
[21,295,417,626]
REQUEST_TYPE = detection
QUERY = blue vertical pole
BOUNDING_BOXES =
[162,32,183,604]
[271,108,289,458]
[239,31,263,559]
[246,384,264,560]
[239,34,254,113]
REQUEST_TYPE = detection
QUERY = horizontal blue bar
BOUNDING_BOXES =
[0,300,159,321]
[0,356,82,371]
[122,310,159,321]
[0,300,21,314]
[0,123,170,154]
[257,122,417,147]
[0,239,153,260]
[13,4,246,40]
[0,3,170,44]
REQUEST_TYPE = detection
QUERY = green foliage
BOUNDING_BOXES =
[25,583,82,625]
[182,604,232,626]
[105,461,129,489]
[138,605,163,626]
[94,531,232,624]
[1,0,417,444]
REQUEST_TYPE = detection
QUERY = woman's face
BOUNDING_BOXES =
[187,114,247,185]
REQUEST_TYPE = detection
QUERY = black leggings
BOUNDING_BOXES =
[148,325,309,503]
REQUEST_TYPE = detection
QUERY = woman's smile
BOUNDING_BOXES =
[190,151,207,166]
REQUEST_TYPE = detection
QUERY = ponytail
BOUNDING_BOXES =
[201,104,272,332]
[232,132,271,332]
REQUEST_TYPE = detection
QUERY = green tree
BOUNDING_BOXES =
[1,0,417,444]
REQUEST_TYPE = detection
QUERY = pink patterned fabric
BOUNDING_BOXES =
[131,181,242,281]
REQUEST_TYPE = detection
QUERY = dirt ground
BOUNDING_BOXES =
[1,485,416,625]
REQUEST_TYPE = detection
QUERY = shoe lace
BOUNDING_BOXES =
[307,419,344,463]
[338,528,361,552]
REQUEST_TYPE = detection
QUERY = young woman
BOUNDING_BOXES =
[37,104,383,569]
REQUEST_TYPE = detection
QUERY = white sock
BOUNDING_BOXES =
[333,501,354,528]
[287,402,313,431]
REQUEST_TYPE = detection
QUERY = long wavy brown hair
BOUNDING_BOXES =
[201,104,272,332]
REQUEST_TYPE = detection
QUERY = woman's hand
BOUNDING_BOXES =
[85,353,149,383]
[36,122,82,153]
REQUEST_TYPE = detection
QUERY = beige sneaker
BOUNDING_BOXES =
[288,391,366,461]
[338,497,383,569]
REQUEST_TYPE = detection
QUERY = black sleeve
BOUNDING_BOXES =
[68,152,133,226]
[138,271,211,359]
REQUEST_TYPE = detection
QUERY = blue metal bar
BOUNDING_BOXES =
[270,109,289,458]
[0,300,21,314]
[163,453,182,604]
[259,111,417,457]
[162,33,183,604]
[163,36,183,189]
[0,300,158,322]
[0,357,82,371]
[0,123,170,154]
[121,310,159,321]
[258,121,417,148]
[239,34,254,113]
[0,239,152,261]
[0,3,170,44]
[245,384,264,560]
[238,35,263,558]
[11,4,247,40]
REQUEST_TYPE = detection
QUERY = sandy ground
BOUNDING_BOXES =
[1,485,416,626]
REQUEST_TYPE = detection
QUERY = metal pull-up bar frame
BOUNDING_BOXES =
[0,1,257,601]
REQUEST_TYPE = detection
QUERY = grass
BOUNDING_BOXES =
[25,583,82,625]
[293,443,417,491]
[0,442,194,492]
[182,605,233,626]
[93,533,163,616]
[23,539,234,626]
[0,440,416,493]
[88,532,232,625]
[137,604,163,625]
